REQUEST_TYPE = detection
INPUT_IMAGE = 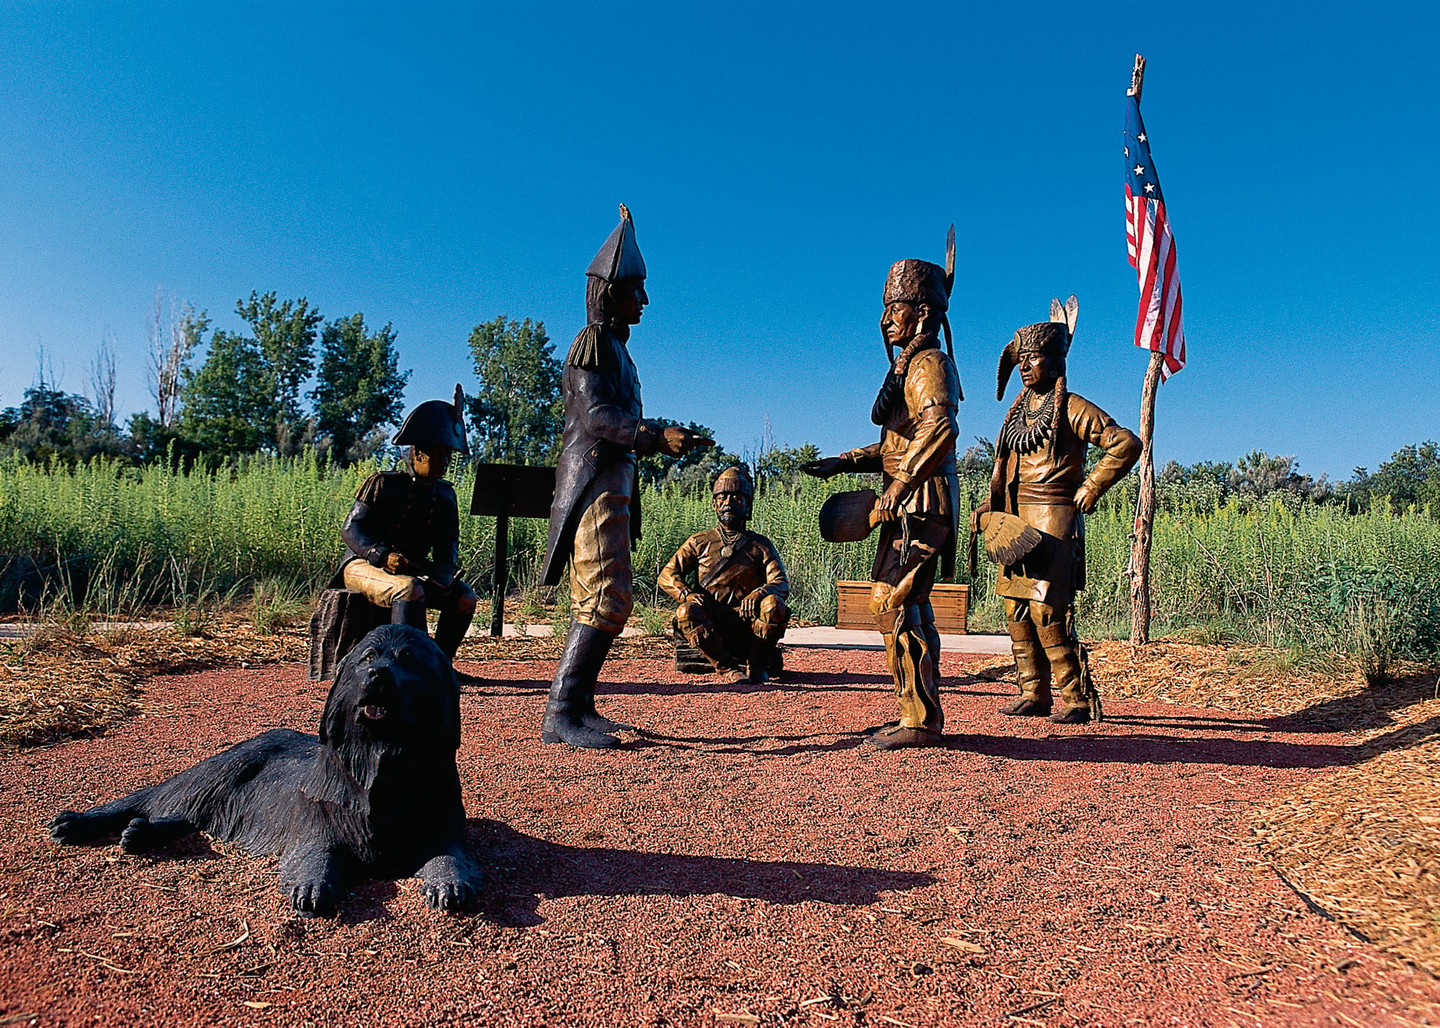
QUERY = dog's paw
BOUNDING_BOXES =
[418,853,482,912]
[287,879,339,918]
[119,818,157,854]
[421,876,480,911]
[49,810,96,844]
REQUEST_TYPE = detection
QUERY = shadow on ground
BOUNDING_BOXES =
[467,818,932,928]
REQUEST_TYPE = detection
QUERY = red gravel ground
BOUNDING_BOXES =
[3,647,1438,1027]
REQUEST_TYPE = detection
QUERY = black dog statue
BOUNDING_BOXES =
[50,624,483,917]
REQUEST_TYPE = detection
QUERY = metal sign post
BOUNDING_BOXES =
[469,463,556,637]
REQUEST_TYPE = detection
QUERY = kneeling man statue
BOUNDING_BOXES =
[659,467,790,683]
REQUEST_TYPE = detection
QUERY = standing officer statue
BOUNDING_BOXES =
[973,298,1140,723]
[658,466,790,683]
[539,205,713,749]
[336,387,478,661]
[804,230,962,750]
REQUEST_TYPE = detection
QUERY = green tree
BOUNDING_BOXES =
[638,418,737,488]
[178,330,271,457]
[124,411,202,466]
[1362,441,1440,513]
[310,314,411,463]
[235,291,323,452]
[755,442,820,488]
[466,316,563,464]
[0,383,119,462]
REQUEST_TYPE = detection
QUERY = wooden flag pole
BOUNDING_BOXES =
[1127,53,1165,647]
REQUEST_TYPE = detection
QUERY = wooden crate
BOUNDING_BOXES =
[835,581,970,633]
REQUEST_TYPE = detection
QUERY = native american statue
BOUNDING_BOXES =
[538,205,713,749]
[804,229,962,749]
[973,297,1141,723]
[331,387,478,662]
[659,467,790,683]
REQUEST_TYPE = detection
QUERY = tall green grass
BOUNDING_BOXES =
[2,455,1437,666]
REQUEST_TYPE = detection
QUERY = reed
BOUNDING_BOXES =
[3,456,1437,664]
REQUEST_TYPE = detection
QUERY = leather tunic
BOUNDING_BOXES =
[992,391,1140,606]
[658,528,789,608]
[844,342,961,537]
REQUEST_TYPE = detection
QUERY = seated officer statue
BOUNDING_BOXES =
[658,467,790,682]
[335,387,478,662]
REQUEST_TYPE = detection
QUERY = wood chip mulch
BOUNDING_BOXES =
[0,616,309,750]
[974,639,1440,979]
[0,616,675,751]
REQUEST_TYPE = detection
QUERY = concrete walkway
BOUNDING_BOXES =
[0,619,1012,655]
[782,626,1011,654]
[495,622,1011,654]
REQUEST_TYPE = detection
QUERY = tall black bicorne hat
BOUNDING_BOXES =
[586,204,647,283]
[394,384,470,455]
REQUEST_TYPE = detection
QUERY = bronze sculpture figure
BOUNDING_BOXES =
[539,205,712,748]
[658,467,790,682]
[973,298,1141,724]
[52,626,483,917]
[335,387,478,661]
[804,230,962,750]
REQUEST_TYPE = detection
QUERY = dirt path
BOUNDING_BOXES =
[2,649,1437,1027]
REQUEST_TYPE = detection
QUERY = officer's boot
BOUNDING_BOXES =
[1037,618,1090,724]
[541,622,621,748]
[432,605,475,662]
[391,599,428,631]
[577,630,634,734]
[868,606,944,750]
[1002,615,1052,716]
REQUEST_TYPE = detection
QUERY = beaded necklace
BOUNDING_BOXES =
[1000,387,1055,454]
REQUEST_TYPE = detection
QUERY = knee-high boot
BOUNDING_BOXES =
[1003,616,1052,716]
[391,599,428,631]
[541,622,622,748]
[432,606,474,662]
[578,630,633,733]
[1036,618,1091,724]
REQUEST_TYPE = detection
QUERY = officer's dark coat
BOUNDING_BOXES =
[334,471,460,587]
[540,323,658,586]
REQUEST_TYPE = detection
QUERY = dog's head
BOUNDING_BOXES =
[320,625,461,789]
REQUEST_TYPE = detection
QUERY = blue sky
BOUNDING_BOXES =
[1,2,1436,478]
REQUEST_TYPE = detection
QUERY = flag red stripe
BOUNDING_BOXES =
[1128,190,1185,377]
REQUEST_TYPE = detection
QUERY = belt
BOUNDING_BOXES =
[881,452,956,476]
[1016,482,1075,506]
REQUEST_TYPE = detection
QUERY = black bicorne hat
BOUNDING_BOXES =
[394,384,470,455]
[586,203,647,283]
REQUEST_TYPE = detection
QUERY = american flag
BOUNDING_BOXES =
[1125,93,1186,378]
